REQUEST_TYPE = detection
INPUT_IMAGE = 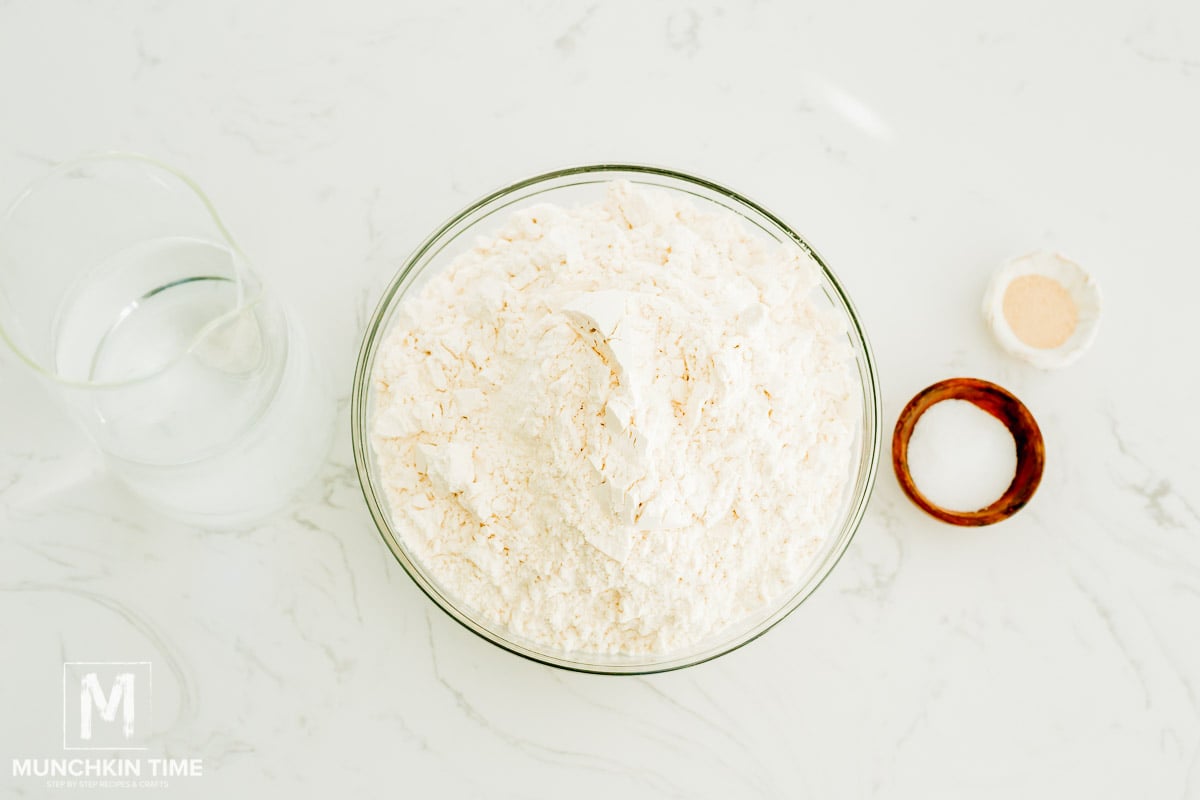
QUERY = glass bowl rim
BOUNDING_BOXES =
[351,163,882,675]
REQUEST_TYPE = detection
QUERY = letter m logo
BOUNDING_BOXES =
[80,672,135,740]
[63,662,152,750]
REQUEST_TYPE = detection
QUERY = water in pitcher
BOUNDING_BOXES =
[52,236,332,523]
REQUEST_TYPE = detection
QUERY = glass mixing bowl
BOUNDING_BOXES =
[351,165,881,674]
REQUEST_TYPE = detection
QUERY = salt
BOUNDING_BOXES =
[906,399,1017,512]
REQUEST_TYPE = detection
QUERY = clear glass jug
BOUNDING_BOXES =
[0,154,332,525]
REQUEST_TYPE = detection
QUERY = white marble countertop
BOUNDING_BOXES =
[2,1,1198,797]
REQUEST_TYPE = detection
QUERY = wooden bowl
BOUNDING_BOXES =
[892,378,1044,526]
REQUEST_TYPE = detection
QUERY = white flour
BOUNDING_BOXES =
[372,181,858,654]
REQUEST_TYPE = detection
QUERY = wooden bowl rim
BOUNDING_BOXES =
[891,378,1044,526]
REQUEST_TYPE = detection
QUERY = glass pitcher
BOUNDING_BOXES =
[0,154,333,525]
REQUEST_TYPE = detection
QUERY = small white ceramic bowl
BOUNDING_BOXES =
[982,251,1101,369]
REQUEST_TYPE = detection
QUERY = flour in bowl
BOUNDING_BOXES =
[371,181,859,654]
